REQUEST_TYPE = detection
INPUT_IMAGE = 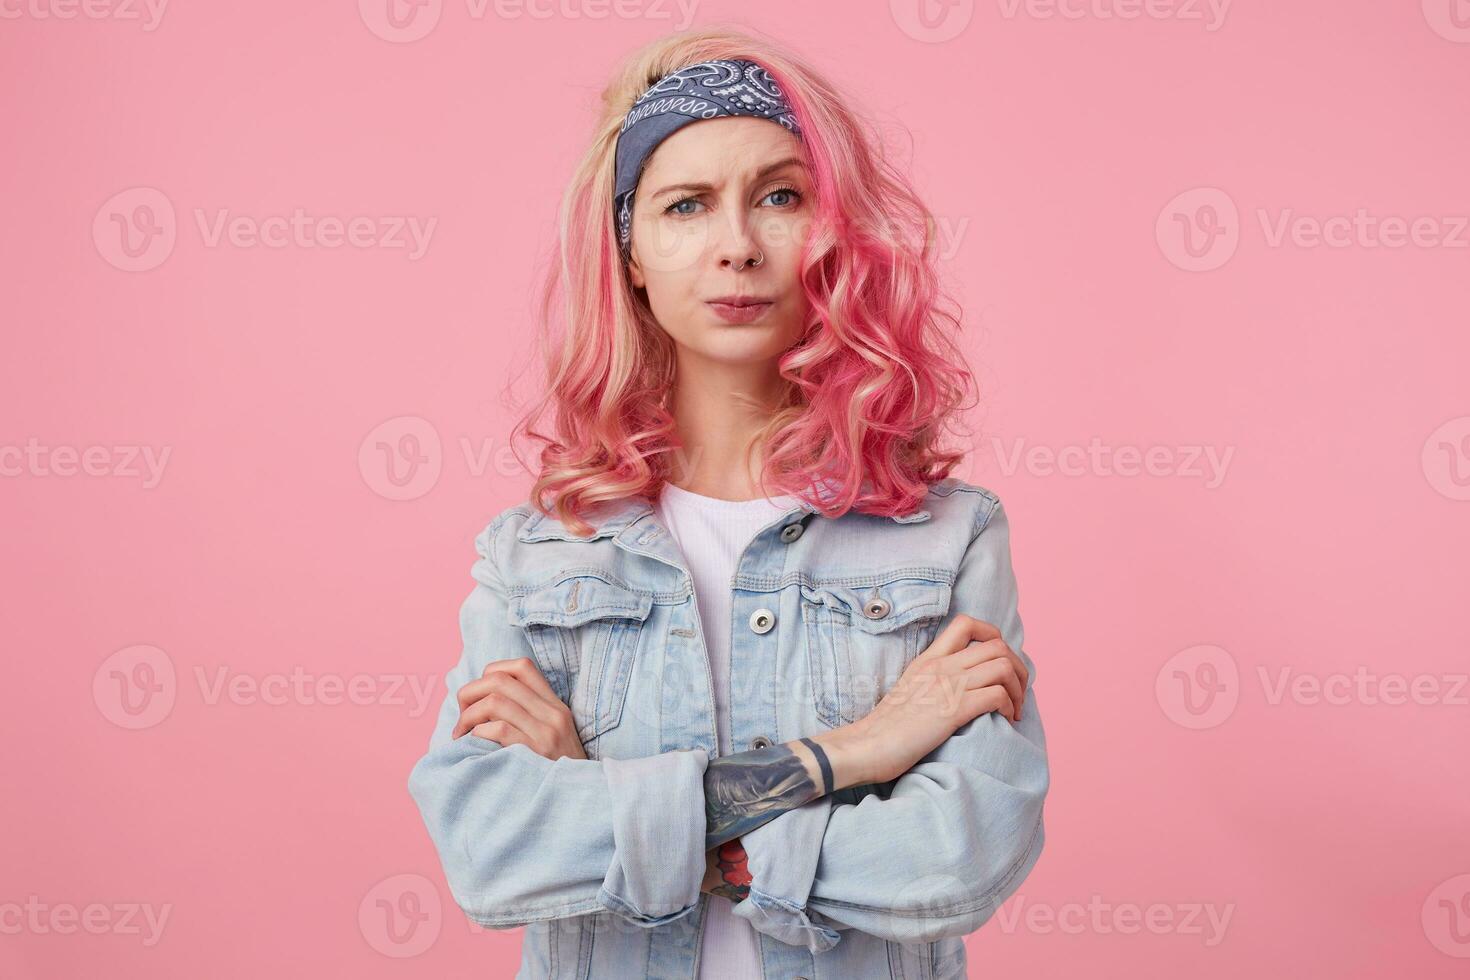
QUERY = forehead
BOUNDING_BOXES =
[640,116,805,183]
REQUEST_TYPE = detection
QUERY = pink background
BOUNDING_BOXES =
[3,1,1468,976]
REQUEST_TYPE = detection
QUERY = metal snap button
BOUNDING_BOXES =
[862,597,891,619]
[779,522,804,543]
[749,608,776,634]
[750,735,773,750]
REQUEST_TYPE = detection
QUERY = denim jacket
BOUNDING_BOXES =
[407,477,1049,979]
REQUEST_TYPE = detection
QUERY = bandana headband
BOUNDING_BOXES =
[613,58,803,260]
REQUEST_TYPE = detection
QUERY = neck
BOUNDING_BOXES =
[665,359,787,499]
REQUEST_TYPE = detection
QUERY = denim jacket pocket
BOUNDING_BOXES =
[799,575,952,728]
[506,573,653,746]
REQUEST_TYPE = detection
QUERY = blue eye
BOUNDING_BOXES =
[763,186,802,207]
[661,185,804,216]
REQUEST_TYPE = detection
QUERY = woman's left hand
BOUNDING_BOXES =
[450,656,588,761]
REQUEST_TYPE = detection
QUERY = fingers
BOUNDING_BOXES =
[962,685,1017,725]
[951,632,1028,685]
[468,719,529,747]
[452,673,561,740]
[489,656,563,703]
[460,656,560,709]
[457,656,560,712]
[503,673,563,725]
[924,617,1030,694]
[952,651,1024,718]
[455,686,546,741]
[925,614,1003,658]
[954,638,1030,702]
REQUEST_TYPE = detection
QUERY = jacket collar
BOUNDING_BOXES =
[517,495,657,543]
[516,477,932,543]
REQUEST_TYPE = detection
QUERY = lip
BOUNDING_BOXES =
[706,294,774,307]
[706,298,774,324]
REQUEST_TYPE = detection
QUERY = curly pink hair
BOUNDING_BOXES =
[507,26,979,538]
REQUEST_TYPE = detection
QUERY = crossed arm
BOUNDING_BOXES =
[450,650,882,903]
[408,516,884,928]
[408,499,1047,946]
[699,740,828,902]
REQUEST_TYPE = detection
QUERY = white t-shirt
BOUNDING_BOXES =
[652,480,800,980]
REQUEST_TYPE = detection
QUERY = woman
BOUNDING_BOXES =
[408,28,1049,980]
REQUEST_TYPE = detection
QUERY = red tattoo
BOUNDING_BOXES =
[712,839,752,902]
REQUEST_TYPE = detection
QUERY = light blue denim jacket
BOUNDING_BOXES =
[407,477,1049,979]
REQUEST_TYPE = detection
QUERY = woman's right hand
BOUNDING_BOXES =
[849,615,1029,785]
[451,657,589,762]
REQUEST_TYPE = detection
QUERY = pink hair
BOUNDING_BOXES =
[507,26,979,538]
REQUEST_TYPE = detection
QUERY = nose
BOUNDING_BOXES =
[714,210,762,270]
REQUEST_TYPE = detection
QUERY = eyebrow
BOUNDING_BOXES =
[645,157,808,200]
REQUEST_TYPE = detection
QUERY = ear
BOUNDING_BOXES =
[627,250,645,289]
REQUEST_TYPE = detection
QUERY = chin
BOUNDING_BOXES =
[702,332,799,364]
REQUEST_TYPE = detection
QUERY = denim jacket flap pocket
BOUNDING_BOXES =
[800,575,952,728]
[506,574,653,746]
[508,574,654,629]
[807,578,952,635]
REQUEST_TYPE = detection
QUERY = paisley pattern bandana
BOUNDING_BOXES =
[613,58,803,259]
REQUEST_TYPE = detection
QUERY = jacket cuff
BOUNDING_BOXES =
[597,747,709,926]
[731,796,842,952]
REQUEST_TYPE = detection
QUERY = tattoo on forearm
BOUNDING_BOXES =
[702,742,821,851]
[710,839,751,902]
